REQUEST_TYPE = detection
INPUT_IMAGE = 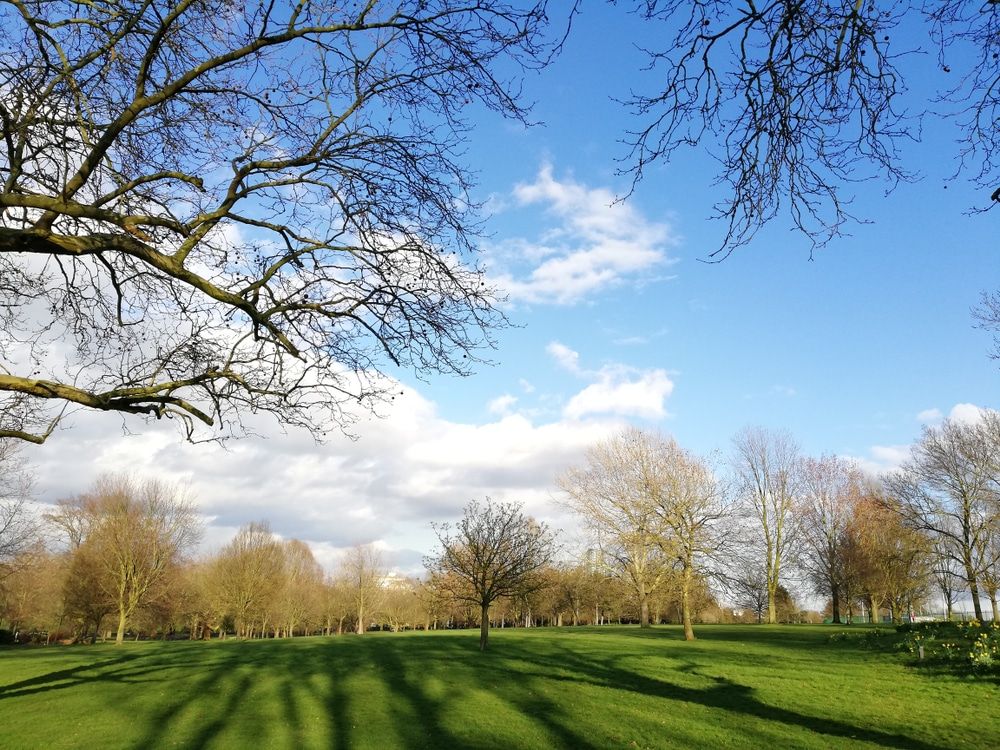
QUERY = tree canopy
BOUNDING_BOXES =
[623,1,1000,256]
[0,0,566,444]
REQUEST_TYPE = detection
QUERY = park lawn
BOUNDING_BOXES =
[0,625,995,749]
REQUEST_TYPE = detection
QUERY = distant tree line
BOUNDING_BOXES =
[559,415,1000,639]
[2,411,999,646]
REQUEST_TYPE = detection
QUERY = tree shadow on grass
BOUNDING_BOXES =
[610,624,830,649]
[372,636,600,749]
[0,632,959,749]
[0,652,144,699]
[500,639,950,750]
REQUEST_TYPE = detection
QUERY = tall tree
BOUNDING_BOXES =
[213,521,285,638]
[64,475,201,644]
[428,498,554,651]
[797,455,860,624]
[0,441,35,578]
[647,436,730,641]
[342,544,386,635]
[887,413,1000,622]
[0,1,567,444]
[560,428,674,628]
[731,427,801,625]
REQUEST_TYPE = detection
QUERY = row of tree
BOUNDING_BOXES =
[558,414,1000,641]
[1,482,734,648]
[0,475,776,649]
[2,411,999,647]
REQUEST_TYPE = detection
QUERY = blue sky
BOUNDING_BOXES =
[414,3,997,457]
[29,4,998,576]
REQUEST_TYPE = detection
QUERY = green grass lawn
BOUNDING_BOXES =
[0,625,994,749]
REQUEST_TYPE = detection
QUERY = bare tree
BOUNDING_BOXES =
[560,428,675,629]
[887,413,1000,622]
[212,521,285,638]
[976,525,1000,622]
[930,534,965,621]
[621,3,1000,255]
[62,474,201,644]
[427,498,554,651]
[0,1,568,444]
[974,291,1000,363]
[0,441,35,576]
[342,543,386,635]
[647,436,731,641]
[731,426,800,625]
[797,455,860,624]
[729,561,769,625]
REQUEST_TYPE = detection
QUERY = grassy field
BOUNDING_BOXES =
[0,625,995,749]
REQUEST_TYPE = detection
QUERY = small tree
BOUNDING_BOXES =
[428,498,554,651]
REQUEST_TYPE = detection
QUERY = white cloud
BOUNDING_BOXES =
[487,394,518,415]
[846,444,911,477]
[564,367,674,420]
[24,378,623,576]
[949,403,985,425]
[850,401,995,477]
[488,164,676,304]
[870,444,911,468]
[546,341,674,421]
[916,408,943,423]
[546,341,582,374]
[916,403,986,426]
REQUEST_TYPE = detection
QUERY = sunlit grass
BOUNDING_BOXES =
[0,625,993,749]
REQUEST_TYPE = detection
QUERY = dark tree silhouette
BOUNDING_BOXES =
[0,0,567,443]
[622,1,1000,255]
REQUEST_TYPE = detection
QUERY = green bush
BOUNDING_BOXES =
[896,620,1000,674]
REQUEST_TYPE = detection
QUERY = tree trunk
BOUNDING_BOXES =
[831,584,841,624]
[639,594,650,628]
[681,585,695,641]
[989,592,999,623]
[681,558,695,640]
[962,557,985,621]
[766,577,777,625]
[869,596,882,624]
[479,602,490,651]
[115,608,127,645]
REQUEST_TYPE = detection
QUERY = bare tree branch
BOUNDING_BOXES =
[0,0,570,443]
